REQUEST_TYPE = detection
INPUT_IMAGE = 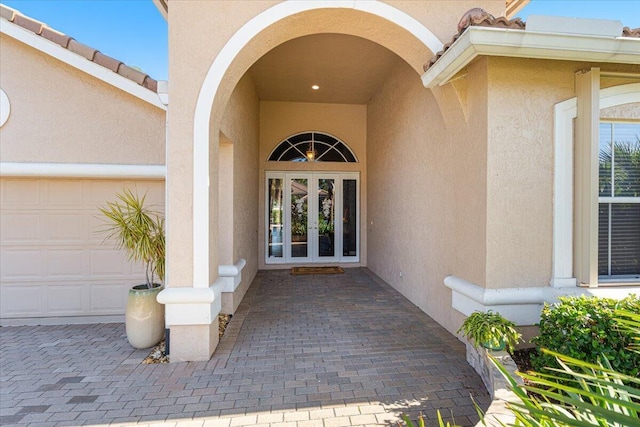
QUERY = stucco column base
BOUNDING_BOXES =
[169,321,219,362]
[157,281,224,362]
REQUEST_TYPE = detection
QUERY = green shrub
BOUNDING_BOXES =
[492,309,640,427]
[531,295,640,379]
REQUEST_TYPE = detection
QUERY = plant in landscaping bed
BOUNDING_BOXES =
[531,295,640,381]
[457,310,522,352]
[98,188,165,288]
[491,309,640,427]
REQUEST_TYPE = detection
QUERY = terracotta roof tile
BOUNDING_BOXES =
[12,13,44,34]
[94,51,122,72]
[40,27,72,48]
[623,27,640,38]
[67,39,97,61]
[0,4,15,21]
[425,8,526,72]
[143,77,158,93]
[118,64,147,85]
[0,3,159,93]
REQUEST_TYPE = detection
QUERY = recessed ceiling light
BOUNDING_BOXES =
[311,85,320,90]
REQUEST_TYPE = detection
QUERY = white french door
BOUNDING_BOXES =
[266,172,359,264]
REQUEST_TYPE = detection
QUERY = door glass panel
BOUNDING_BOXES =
[291,178,308,257]
[318,179,335,257]
[268,178,283,259]
[343,179,357,257]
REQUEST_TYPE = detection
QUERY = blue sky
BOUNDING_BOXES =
[2,0,639,81]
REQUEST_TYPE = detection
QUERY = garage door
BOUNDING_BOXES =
[0,178,165,323]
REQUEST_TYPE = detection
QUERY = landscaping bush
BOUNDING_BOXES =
[492,309,640,427]
[531,294,640,379]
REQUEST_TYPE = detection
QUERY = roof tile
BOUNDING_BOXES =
[425,8,525,72]
[143,77,158,92]
[118,64,147,85]
[1,4,161,94]
[623,27,640,38]
[40,27,72,48]
[67,39,97,60]
[12,13,44,35]
[94,51,122,73]
[0,4,16,21]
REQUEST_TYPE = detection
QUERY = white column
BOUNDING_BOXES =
[574,68,600,286]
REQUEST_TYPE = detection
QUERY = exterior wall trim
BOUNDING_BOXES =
[0,19,166,110]
[422,26,640,88]
[0,162,166,179]
[552,83,640,287]
[445,275,640,326]
[192,0,444,287]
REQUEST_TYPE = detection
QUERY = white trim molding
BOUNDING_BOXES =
[218,258,246,293]
[192,0,443,287]
[0,19,166,110]
[445,275,640,326]
[422,24,640,88]
[157,280,223,327]
[552,83,640,287]
[0,88,10,127]
[0,162,166,179]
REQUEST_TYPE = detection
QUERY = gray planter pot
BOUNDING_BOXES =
[125,284,165,349]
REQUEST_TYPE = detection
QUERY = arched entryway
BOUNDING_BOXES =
[191,1,443,285]
[163,1,474,362]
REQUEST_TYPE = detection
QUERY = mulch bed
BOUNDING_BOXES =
[510,347,537,373]
[142,313,232,364]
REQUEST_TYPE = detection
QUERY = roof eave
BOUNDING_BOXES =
[152,0,168,20]
[0,18,166,110]
[421,26,640,89]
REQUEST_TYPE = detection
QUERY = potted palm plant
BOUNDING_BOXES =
[98,188,165,349]
[457,310,521,352]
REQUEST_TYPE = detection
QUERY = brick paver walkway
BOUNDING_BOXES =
[0,268,490,427]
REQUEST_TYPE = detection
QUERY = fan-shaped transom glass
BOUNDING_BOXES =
[268,132,357,162]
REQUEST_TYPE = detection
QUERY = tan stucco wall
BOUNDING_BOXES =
[367,59,487,334]
[165,0,506,287]
[258,101,368,269]
[220,72,260,288]
[0,34,165,165]
[485,58,640,289]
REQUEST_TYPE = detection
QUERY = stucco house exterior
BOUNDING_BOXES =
[1,0,639,363]
[0,5,166,323]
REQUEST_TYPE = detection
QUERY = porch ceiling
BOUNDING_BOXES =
[249,34,401,105]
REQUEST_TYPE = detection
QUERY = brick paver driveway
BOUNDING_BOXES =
[0,268,490,427]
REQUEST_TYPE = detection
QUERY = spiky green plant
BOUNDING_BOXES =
[490,309,640,427]
[98,188,165,288]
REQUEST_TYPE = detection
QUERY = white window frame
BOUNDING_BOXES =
[597,121,640,282]
[552,73,640,288]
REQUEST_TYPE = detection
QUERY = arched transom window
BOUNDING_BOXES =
[268,131,357,162]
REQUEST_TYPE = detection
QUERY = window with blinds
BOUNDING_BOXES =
[598,122,640,281]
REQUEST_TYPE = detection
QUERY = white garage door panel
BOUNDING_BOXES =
[1,179,39,205]
[1,213,41,242]
[47,249,86,277]
[45,181,84,205]
[0,178,165,322]
[1,285,44,316]
[44,213,86,241]
[48,285,85,313]
[90,249,134,276]
[1,249,44,278]
[91,284,129,312]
